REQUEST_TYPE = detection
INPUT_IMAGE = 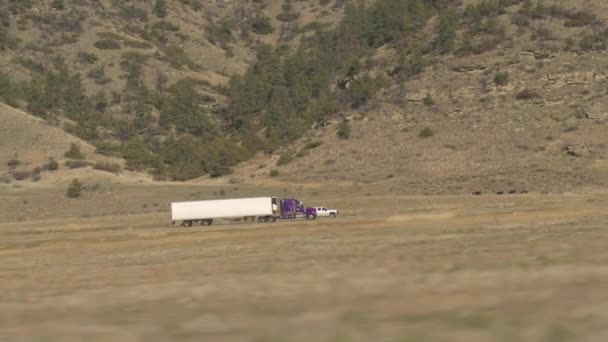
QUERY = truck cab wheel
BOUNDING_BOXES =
[306,214,316,220]
[330,213,336,219]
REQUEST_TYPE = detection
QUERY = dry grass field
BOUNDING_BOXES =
[2,184,608,341]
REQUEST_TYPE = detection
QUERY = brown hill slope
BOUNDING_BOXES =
[233,0,608,194]
[0,102,132,184]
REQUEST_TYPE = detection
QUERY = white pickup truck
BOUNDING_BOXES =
[313,206,338,218]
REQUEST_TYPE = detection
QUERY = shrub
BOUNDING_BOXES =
[269,169,279,177]
[66,179,82,198]
[12,170,31,180]
[154,0,168,18]
[419,127,435,138]
[32,170,41,182]
[77,51,98,64]
[95,142,122,157]
[564,11,596,27]
[277,152,294,166]
[494,71,509,86]
[276,12,300,22]
[93,162,122,174]
[48,158,59,171]
[423,93,435,106]
[7,158,20,168]
[65,143,85,160]
[516,88,541,100]
[123,40,152,49]
[304,141,323,150]
[152,21,180,32]
[251,15,274,34]
[94,39,121,50]
[295,150,308,158]
[65,160,89,169]
[337,120,351,139]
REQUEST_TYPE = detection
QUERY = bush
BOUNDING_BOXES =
[154,0,167,18]
[269,169,280,177]
[123,40,152,49]
[564,11,596,27]
[65,143,85,160]
[251,15,274,34]
[152,21,180,32]
[32,170,41,181]
[94,39,121,50]
[66,179,82,198]
[277,152,294,166]
[65,160,89,169]
[276,12,300,22]
[93,162,122,174]
[419,127,435,138]
[7,159,20,168]
[95,142,122,157]
[304,141,323,150]
[337,120,351,139]
[77,51,98,64]
[423,93,435,106]
[516,88,541,100]
[12,170,31,180]
[48,158,59,171]
[494,71,509,86]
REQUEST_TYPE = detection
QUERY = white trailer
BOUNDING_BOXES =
[171,197,279,227]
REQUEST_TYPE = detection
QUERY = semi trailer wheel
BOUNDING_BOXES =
[183,220,193,227]
[201,219,213,226]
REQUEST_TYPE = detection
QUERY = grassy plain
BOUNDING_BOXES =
[2,184,608,341]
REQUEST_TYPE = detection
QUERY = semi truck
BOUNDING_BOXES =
[171,197,317,227]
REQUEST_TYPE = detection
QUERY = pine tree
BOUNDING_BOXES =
[435,6,458,54]
[52,0,65,11]
[154,0,168,18]
[66,179,82,198]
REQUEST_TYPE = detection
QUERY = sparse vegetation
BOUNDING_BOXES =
[94,39,121,50]
[93,162,122,174]
[65,144,85,160]
[423,93,435,106]
[494,71,509,86]
[516,88,541,100]
[77,51,98,64]
[65,160,89,169]
[269,169,279,177]
[304,141,323,150]
[11,170,31,180]
[419,127,435,139]
[153,0,168,18]
[337,120,351,140]
[277,152,294,166]
[250,15,274,35]
[66,178,82,198]
[48,158,59,171]
[7,158,20,169]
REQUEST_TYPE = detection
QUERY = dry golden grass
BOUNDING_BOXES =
[2,184,608,341]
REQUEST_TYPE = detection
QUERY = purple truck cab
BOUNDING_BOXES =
[279,198,317,220]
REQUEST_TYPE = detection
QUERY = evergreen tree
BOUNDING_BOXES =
[52,0,65,11]
[435,6,458,54]
[66,179,82,198]
[154,0,168,18]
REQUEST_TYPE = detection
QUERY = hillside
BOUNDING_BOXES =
[1,0,607,194]
[231,0,608,194]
